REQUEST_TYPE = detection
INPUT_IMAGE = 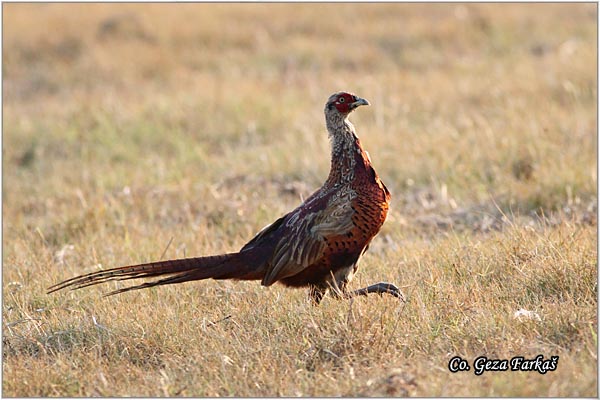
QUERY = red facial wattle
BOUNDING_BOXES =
[334,93,355,113]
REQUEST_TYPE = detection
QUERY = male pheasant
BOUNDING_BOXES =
[48,92,404,304]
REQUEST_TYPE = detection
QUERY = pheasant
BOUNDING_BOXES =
[48,92,404,304]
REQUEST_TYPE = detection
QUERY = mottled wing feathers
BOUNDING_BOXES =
[311,198,355,236]
[261,191,356,286]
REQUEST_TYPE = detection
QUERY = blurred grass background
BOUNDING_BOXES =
[2,3,597,396]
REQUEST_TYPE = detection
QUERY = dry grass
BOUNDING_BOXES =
[2,3,597,397]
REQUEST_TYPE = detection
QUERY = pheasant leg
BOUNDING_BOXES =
[346,282,405,302]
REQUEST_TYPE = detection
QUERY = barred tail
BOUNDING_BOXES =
[47,252,260,296]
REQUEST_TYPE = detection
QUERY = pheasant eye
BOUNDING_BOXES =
[338,97,345,103]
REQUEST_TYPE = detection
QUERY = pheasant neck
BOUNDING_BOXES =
[325,116,362,187]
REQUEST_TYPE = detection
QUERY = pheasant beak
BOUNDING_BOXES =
[349,97,370,110]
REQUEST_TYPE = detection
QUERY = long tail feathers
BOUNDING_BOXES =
[47,252,257,296]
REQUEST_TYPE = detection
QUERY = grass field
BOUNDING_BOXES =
[2,3,597,397]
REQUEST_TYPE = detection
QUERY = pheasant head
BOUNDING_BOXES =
[324,91,370,139]
[325,91,370,116]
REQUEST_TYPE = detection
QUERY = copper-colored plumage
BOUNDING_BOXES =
[48,92,404,304]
